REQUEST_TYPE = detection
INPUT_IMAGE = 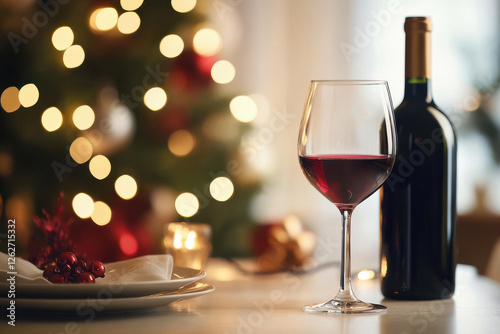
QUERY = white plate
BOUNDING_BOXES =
[1,266,205,299]
[0,282,214,313]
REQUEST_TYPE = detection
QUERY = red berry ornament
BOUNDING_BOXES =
[71,265,83,276]
[76,272,95,283]
[59,264,72,274]
[46,251,104,284]
[48,274,66,284]
[56,252,78,270]
[86,260,105,278]
[79,259,88,269]
[43,264,58,279]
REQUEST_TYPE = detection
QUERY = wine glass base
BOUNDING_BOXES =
[304,299,386,314]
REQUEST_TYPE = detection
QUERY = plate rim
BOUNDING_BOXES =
[0,266,206,298]
[0,282,215,312]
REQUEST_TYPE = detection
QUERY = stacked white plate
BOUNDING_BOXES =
[0,266,214,313]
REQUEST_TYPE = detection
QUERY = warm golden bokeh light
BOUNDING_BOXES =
[91,201,112,226]
[159,34,184,58]
[115,174,138,200]
[89,155,111,180]
[168,130,195,157]
[117,12,141,34]
[18,83,39,108]
[90,7,118,32]
[144,87,167,111]
[41,107,63,132]
[1,87,20,113]
[358,269,376,280]
[120,0,144,11]
[193,28,222,57]
[73,105,95,130]
[63,45,85,68]
[211,60,235,84]
[175,192,199,217]
[230,95,258,123]
[52,26,74,51]
[171,0,196,13]
[69,137,93,164]
[89,10,99,31]
[0,152,13,178]
[72,193,94,219]
[209,177,234,202]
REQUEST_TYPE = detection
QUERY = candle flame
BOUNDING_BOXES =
[185,231,197,250]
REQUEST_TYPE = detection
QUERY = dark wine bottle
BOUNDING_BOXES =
[380,17,457,300]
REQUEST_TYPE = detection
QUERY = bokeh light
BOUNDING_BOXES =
[73,105,95,130]
[193,28,222,57]
[89,155,111,180]
[97,7,118,31]
[120,232,138,255]
[175,192,199,217]
[52,26,74,51]
[18,83,39,108]
[115,174,138,200]
[63,45,85,68]
[358,269,376,280]
[144,87,167,111]
[168,130,195,157]
[0,152,13,178]
[41,107,63,132]
[70,137,93,164]
[72,193,94,219]
[159,34,184,58]
[1,87,20,113]
[463,92,481,112]
[209,177,234,202]
[171,0,196,13]
[90,7,118,32]
[91,201,112,226]
[120,0,144,11]
[211,60,235,84]
[230,95,258,123]
[117,12,141,34]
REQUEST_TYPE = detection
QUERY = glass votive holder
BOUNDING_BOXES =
[163,222,212,270]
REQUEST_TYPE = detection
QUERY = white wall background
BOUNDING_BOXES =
[208,0,500,270]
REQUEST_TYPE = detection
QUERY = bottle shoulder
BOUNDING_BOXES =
[395,101,454,127]
[394,100,457,147]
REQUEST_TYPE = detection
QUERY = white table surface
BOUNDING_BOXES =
[3,259,500,334]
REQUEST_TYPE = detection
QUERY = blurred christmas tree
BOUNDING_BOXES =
[0,0,260,260]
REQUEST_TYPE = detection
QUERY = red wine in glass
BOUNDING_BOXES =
[298,80,397,313]
[299,154,394,211]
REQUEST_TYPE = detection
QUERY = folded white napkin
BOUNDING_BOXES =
[0,252,46,284]
[0,252,173,285]
[100,255,173,283]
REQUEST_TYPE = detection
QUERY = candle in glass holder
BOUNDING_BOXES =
[163,222,211,270]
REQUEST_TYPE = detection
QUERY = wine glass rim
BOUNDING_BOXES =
[311,80,388,85]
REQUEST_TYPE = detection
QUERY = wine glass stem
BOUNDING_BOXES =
[338,209,356,301]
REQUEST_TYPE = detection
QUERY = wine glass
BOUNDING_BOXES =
[298,80,397,313]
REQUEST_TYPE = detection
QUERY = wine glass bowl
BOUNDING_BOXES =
[298,80,397,313]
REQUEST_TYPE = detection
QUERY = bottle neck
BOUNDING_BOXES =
[404,18,432,102]
[404,78,433,103]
